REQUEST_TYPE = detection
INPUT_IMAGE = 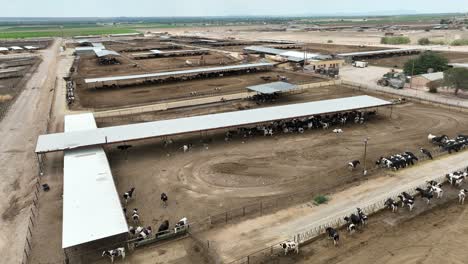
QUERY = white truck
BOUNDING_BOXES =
[352,61,369,68]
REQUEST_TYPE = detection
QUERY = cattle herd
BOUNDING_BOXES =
[276,166,468,256]
[223,110,377,141]
[429,134,468,153]
[102,187,189,263]
[375,151,419,170]
[66,81,75,105]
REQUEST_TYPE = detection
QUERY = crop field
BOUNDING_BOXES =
[0,25,139,39]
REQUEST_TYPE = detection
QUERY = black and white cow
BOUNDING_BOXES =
[344,214,362,233]
[279,240,299,255]
[174,217,188,233]
[356,208,368,225]
[446,170,467,187]
[132,208,140,224]
[325,227,340,246]
[385,198,399,213]
[161,193,168,207]
[416,187,433,204]
[123,187,135,205]
[348,160,360,170]
[427,181,444,198]
[398,193,415,211]
[102,247,125,263]
[137,226,152,241]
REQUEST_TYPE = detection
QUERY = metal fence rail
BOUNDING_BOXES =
[342,80,468,111]
[226,165,466,264]
[21,178,41,264]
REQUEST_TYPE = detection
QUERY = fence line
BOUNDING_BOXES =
[342,80,468,112]
[21,178,41,264]
[226,165,465,264]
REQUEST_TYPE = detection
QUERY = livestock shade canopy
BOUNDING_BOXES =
[246,81,296,94]
[62,113,127,248]
[36,96,391,154]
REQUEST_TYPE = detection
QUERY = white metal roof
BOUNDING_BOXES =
[0,66,25,74]
[36,95,391,153]
[84,63,274,84]
[246,81,297,94]
[9,46,23,50]
[62,113,127,249]
[419,72,444,81]
[449,63,468,69]
[24,46,39,50]
[244,46,285,55]
[149,49,209,55]
[95,49,120,58]
[244,46,325,62]
[337,48,421,57]
[91,43,106,49]
[0,47,9,51]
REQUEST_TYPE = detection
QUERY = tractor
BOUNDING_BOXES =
[377,70,406,89]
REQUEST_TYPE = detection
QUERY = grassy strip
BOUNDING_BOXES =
[0,27,139,39]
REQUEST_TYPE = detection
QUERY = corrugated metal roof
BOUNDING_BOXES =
[449,63,468,69]
[91,43,106,49]
[35,96,391,153]
[84,63,274,84]
[62,113,127,249]
[420,72,444,81]
[95,49,120,58]
[337,48,421,57]
[149,49,209,55]
[24,46,39,50]
[244,46,285,55]
[0,47,9,51]
[0,66,25,74]
[244,46,327,62]
[246,81,296,94]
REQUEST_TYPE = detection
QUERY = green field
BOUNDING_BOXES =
[0,26,141,39]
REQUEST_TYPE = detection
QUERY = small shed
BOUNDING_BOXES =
[411,72,444,88]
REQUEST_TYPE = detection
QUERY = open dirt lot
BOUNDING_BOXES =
[75,51,238,78]
[91,85,468,252]
[74,70,325,110]
[0,57,41,119]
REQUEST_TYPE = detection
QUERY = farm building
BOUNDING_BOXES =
[411,72,444,88]
[61,113,128,263]
[244,46,344,69]
[337,48,423,61]
[82,63,275,89]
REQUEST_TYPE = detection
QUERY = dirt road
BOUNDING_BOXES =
[0,40,59,263]
[199,151,468,263]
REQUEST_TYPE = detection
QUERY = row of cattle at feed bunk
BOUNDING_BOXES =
[90,64,272,89]
[279,167,468,257]
[222,110,377,141]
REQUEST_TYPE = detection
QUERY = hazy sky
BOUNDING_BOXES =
[0,0,467,17]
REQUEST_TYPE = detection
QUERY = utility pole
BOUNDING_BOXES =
[409,59,415,89]
[363,137,369,176]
